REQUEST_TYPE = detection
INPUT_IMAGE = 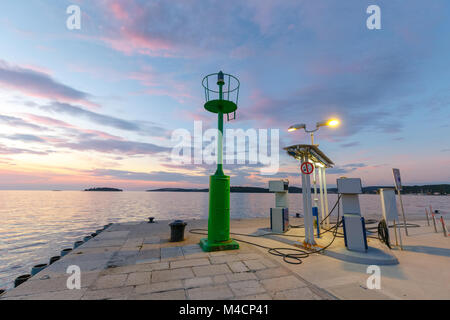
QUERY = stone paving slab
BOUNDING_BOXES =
[161,247,184,261]
[170,258,210,269]
[229,280,266,297]
[152,267,195,283]
[187,285,234,300]
[227,261,249,273]
[184,277,213,289]
[135,280,184,294]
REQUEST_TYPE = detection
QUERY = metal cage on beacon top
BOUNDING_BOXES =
[202,72,240,121]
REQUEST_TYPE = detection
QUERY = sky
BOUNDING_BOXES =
[0,0,449,190]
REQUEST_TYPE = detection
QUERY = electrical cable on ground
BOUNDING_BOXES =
[191,194,423,264]
[190,195,344,265]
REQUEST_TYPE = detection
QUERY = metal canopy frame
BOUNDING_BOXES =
[284,144,334,168]
[284,144,334,245]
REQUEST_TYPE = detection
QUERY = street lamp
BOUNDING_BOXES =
[288,118,340,216]
[288,123,306,132]
[288,118,340,145]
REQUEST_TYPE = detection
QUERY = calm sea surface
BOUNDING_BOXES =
[0,191,448,289]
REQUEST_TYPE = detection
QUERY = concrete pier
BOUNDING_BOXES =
[1,217,448,300]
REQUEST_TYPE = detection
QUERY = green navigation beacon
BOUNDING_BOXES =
[199,71,240,252]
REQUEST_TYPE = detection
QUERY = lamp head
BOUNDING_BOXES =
[288,123,306,132]
[317,119,340,128]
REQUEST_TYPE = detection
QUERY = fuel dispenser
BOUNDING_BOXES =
[339,178,368,252]
[269,180,289,233]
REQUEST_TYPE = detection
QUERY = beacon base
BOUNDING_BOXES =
[199,238,239,252]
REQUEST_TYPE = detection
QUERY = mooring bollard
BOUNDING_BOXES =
[14,274,31,288]
[60,248,72,257]
[31,264,48,276]
[440,216,447,238]
[169,220,187,242]
[148,217,155,223]
[73,240,84,249]
[83,235,92,242]
[49,256,60,265]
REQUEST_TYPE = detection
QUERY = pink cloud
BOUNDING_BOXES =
[24,114,74,128]
[100,32,175,57]
[128,68,198,104]
[22,113,124,141]
[110,1,130,21]
[0,60,99,108]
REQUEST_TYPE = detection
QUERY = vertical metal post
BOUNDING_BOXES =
[432,213,438,233]
[425,208,430,226]
[440,216,447,237]
[301,156,310,244]
[310,133,318,209]
[323,168,330,228]
[397,188,408,236]
[393,220,399,246]
[318,166,325,226]
[312,167,318,207]
[216,81,224,176]
[305,156,315,245]
[395,220,403,250]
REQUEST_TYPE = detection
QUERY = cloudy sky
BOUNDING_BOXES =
[0,0,449,190]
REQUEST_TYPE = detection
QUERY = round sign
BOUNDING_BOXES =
[301,162,314,175]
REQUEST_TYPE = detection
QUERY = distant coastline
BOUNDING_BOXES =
[84,187,123,192]
[147,184,450,195]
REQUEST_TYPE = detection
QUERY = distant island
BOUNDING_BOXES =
[148,184,449,195]
[84,187,123,192]
[147,187,275,193]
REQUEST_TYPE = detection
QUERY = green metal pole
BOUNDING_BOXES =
[216,82,224,176]
[199,72,239,252]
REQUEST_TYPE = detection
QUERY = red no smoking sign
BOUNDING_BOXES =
[301,162,314,175]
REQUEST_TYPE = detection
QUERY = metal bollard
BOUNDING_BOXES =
[31,264,48,276]
[74,241,84,249]
[169,220,187,242]
[14,274,31,288]
[61,248,72,257]
[49,256,60,265]
[148,217,155,223]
